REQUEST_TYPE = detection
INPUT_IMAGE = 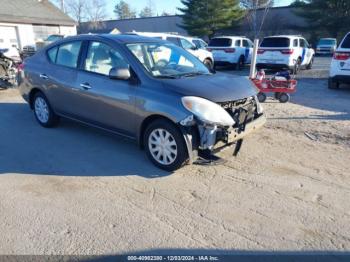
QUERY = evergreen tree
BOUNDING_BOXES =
[293,0,350,38]
[139,6,154,17]
[178,0,244,38]
[114,0,136,19]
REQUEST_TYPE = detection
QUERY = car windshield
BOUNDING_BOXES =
[261,37,290,48]
[318,39,336,45]
[208,38,232,47]
[127,42,210,78]
[341,34,350,49]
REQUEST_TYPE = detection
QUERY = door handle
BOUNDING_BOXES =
[80,83,92,90]
[39,74,49,80]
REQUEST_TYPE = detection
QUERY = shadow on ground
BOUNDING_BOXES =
[0,103,170,178]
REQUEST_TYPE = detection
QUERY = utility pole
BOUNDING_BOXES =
[59,0,66,13]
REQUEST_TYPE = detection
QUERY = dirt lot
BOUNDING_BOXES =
[0,57,350,255]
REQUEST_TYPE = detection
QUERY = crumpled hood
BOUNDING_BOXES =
[160,72,258,102]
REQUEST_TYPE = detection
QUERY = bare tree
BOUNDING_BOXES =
[65,0,87,23]
[86,0,107,23]
[241,0,273,39]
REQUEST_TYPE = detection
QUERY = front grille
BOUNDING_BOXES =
[218,97,257,126]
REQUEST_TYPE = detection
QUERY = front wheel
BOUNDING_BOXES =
[306,56,314,70]
[33,92,60,127]
[257,92,267,103]
[144,119,188,171]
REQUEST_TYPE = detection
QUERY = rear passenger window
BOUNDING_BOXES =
[235,40,241,47]
[293,39,298,47]
[341,34,350,48]
[242,40,250,47]
[56,41,82,68]
[300,39,306,48]
[47,46,58,63]
[180,38,195,49]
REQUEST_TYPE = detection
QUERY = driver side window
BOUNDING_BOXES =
[84,41,128,76]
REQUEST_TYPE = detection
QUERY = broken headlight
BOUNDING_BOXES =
[181,96,235,127]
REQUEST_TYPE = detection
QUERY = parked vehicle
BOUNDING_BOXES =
[19,34,265,171]
[256,35,315,74]
[316,38,337,56]
[130,32,214,69]
[22,35,66,59]
[329,32,350,89]
[207,36,254,70]
[0,48,21,88]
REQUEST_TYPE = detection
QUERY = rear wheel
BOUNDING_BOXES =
[236,56,245,71]
[144,119,188,171]
[328,77,339,89]
[291,58,301,75]
[203,59,213,70]
[33,92,60,127]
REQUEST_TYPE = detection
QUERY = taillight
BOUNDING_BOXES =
[257,49,265,54]
[224,48,235,53]
[281,49,294,55]
[333,52,350,60]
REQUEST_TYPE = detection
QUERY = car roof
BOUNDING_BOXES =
[264,35,303,39]
[212,36,247,39]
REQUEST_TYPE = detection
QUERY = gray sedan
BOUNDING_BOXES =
[19,34,265,171]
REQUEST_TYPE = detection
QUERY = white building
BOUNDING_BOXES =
[0,0,76,51]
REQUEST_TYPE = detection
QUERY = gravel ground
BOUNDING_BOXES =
[0,57,350,255]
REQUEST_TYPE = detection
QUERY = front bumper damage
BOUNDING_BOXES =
[180,96,266,163]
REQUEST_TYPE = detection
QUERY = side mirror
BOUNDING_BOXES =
[109,66,131,80]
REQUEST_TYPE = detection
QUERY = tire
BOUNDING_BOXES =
[306,56,314,70]
[291,58,301,75]
[328,77,339,89]
[203,59,213,70]
[274,92,281,99]
[144,119,188,171]
[278,93,290,103]
[236,56,245,71]
[257,92,267,103]
[32,92,60,127]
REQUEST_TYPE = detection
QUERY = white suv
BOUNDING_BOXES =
[207,36,253,70]
[256,35,315,74]
[132,32,214,69]
[329,32,350,89]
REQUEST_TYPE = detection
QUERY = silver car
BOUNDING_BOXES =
[19,34,265,171]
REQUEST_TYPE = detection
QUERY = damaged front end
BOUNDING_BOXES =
[180,95,266,163]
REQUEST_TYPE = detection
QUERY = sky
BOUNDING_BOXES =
[105,0,295,20]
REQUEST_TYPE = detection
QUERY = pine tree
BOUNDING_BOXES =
[114,0,136,19]
[178,0,244,38]
[293,0,350,38]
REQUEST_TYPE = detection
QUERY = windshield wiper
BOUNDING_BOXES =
[178,71,209,78]
[153,75,179,79]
